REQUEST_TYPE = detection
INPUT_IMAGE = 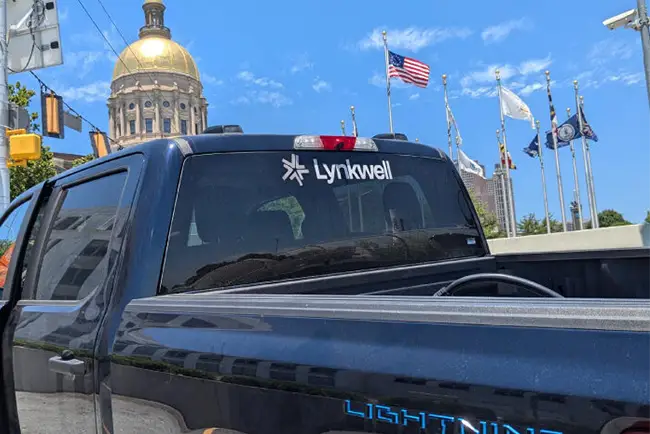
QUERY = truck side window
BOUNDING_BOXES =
[0,201,30,290]
[32,172,128,301]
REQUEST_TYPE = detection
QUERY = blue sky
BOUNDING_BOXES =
[11,0,650,223]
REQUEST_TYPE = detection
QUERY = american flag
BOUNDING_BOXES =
[388,51,430,88]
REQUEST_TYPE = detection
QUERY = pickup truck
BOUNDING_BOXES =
[0,130,647,434]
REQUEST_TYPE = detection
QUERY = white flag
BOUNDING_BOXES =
[457,148,484,178]
[501,87,535,128]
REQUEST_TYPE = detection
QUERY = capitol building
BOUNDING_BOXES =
[106,0,208,148]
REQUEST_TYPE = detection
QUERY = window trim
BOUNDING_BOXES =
[0,195,33,301]
[21,167,130,303]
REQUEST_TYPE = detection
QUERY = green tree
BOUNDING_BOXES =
[517,213,543,235]
[597,209,631,228]
[467,189,502,238]
[72,154,95,167]
[644,210,650,224]
[8,82,56,200]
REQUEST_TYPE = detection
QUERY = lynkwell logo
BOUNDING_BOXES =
[282,154,310,186]
[282,154,393,186]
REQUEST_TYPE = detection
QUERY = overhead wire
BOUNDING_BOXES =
[76,0,180,136]
[28,70,123,149]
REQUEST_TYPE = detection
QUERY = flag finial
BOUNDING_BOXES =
[536,119,540,128]
[350,105,354,111]
[495,69,500,80]
[545,70,551,81]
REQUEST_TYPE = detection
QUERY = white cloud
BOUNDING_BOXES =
[460,86,497,99]
[64,51,106,78]
[481,18,530,44]
[460,64,518,88]
[290,56,314,74]
[409,93,420,100]
[231,96,250,105]
[460,56,552,91]
[312,78,331,93]
[202,73,224,85]
[519,82,544,96]
[252,90,292,107]
[589,38,634,65]
[358,26,472,52]
[231,90,292,108]
[369,71,409,89]
[518,55,552,75]
[58,81,111,103]
[59,7,69,21]
[237,71,283,88]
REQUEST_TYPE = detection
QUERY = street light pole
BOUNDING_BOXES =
[0,0,10,212]
[637,0,650,107]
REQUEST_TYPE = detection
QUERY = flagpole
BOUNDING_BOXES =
[545,70,568,232]
[340,120,346,136]
[565,107,584,230]
[497,129,512,238]
[536,120,551,234]
[495,69,517,237]
[382,31,394,134]
[573,81,597,229]
[580,95,599,228]
[442,74,453,160]
[350,106,358,137]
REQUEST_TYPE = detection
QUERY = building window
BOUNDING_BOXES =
[129,120,136,135]
[163,118,171,134]
[145,101,152,108]
[180,103,186,110]
[128,103,135,110]
[181,120,187,135]
[195,123,199,135]
[145,118,153,133]
[163,101,170,108]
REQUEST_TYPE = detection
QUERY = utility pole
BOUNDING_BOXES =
[0,0,10,212]
[638,0,650,106]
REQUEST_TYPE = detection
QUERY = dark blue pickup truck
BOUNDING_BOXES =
[0,130,647,434]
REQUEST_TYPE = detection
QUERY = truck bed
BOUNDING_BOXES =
[108,294,650,434]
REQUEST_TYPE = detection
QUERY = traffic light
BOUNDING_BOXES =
[41,91,65,139]
[6,129,41,163]
[89,130,111,158]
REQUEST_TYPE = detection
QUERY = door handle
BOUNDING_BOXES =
[48,355,85,376]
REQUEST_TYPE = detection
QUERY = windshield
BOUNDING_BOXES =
[160,151,485,294]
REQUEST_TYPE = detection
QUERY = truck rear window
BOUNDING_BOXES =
[160,151,485,294]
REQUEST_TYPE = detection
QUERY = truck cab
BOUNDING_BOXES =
[0,130,646,434]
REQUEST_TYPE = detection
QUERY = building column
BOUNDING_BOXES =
[135,100,141,135]
[154,99,161,136]
[108,106,115,140]
[190,100,196,135]
[201,105,207,131]
[174,92,180,133]
[119,102,126,139]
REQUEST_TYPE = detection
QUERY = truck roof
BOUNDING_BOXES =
[50,133,449,184]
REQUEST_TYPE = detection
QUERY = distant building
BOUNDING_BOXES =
[52,152,85,174]
[457,161,491,208]
[487,164,516,234]
[107,0,208,148]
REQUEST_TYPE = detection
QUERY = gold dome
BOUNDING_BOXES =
[112,36,199,81]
